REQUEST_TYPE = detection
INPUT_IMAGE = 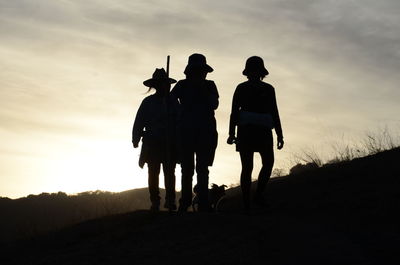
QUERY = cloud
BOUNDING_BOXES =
[1,0,399,132]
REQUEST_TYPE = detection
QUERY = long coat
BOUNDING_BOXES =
[132,94,179,168]
[171,79,219,166]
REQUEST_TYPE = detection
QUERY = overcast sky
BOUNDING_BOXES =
[1,0,399,198]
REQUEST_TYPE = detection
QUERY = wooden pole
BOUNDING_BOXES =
[165,55,173,210]
[166,55,170,77]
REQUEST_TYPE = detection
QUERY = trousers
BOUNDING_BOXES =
[147,162,176,208]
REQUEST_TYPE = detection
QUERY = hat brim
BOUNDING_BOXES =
[242,67,269,76]
[143,77,177,88]
[184,64,214,74]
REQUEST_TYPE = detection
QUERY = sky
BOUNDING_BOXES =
[1,0,399,198]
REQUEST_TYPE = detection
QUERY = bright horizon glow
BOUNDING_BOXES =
[1,0,399,199]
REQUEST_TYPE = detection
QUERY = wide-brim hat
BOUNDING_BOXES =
[184,53,213,74]
[143,68,176,87]
[242,56,269,76]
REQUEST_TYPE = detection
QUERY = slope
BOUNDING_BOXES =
[1,148,399,265]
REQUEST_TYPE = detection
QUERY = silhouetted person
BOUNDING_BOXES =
[132,68,179,211]
[227,56,284,211]
[171,54,219,212]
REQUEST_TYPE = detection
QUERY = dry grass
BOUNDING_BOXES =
[289,126,400,173]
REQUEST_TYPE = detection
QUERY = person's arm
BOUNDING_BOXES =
[227,86,240,144]
[132,100,146,148]
[207,81,219,110]
[271,86,284,149]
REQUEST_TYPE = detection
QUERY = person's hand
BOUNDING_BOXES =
[227,136,236,145]
[133,142,138,148]
[277,138,284,150]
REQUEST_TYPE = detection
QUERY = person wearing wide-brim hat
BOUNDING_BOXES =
[132,68,179,211]
[171,53,219,212]
[142,68,177,88]
[227,56,284,211]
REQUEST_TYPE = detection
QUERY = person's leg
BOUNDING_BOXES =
[239,151,254,210]
[147,162,161,210]
[179,149,195,211]
[256,145,274,202]
[195,128,218,212]
[163,162,176,210]
[195,151,210,212]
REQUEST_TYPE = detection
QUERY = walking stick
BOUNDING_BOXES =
[165,55,171,168]
[165,55,171,161]
[165,55,173,209]
[166,55,170,77]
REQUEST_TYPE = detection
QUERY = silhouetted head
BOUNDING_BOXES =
[143,68,176,95]
[243,56,269,80]
[184,53,213,79]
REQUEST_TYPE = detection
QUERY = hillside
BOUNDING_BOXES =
[0,188,158,243]
[1,148,400,265]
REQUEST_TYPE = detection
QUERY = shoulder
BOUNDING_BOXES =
[235,81,250,93]
[174,79,187,88]
[237,81,249,88]
[141,94,156,105]
[256,82,275,95]
[171,79,186,94]
[175,79,185,85]
[205,79,218,91]
[143,94,156,101]
[261,81,275,90]
[205,79,216,86]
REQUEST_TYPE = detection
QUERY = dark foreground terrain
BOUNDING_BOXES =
[1,148,399,265]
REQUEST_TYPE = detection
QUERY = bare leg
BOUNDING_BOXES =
[239,151,254,210]
[256,148,274,197]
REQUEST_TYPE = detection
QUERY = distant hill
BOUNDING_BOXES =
[1,148,399,265]
[0,188,164,243]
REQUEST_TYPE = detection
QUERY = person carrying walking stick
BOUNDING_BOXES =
[171,53,219,212]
